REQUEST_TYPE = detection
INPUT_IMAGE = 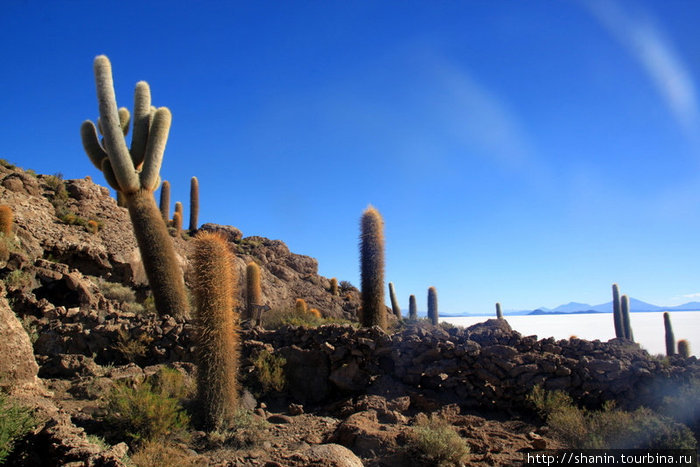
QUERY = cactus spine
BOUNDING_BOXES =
[409,294,417,320]
[0,205,13,236]
[428,286,438,325]
[80,55,188,319]
[189,176,199,232]
[191,232,239,430]
[246,262,262,321]
[612,283,623,338]
[360,206,386,329]
[496,302,503,319]
[621,294,634,341]
[677,340,690,358]
[159,180,170,222]
[663,312,675,356]
[330,278,339,296]
[388,282,402,321]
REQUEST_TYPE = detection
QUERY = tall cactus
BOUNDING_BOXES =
[246,262,262,321]
[189,176,199,232]
[191,232,239,430]
[159,180,170,222]
[663,312,675,356]
[80,55,188,319]
[174,201,183,221]
[172,210,182,236]
[360,206,386,329]
[428,286,438,325]
[409,294,417,320]
[677,340,690,358]
[621,294,634,341]
[388,282,402,321]
[496,302,503,319]
[612,283,623,338]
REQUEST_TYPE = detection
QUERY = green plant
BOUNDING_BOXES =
[246,262,262,321]
[20,316,39,345]
[159,180,170,223]
[148,367,195,400]
[528,386,695,449]
[0,205,12,236]
[612,283,623,338]
[360,205,386,330]
[96,278,137,302]
[621,294,634,341]
[663,312,675,356]
[87,219,99,234]
[223,408,271,449]
[496,302,503,319]
[0,394,36,463]
[114,328,152,362]
[191,232,240,430]
[409,413,470,466]
[4,270,33,291]
[389,282,402,321]
[677,339,690,358]
[428,286,438,325]
[189,176,199,231]
[251,349,286,393]
[105,379,189,447]
[330,277,339,295]
[80,55,189,319]
[409,294,417,320]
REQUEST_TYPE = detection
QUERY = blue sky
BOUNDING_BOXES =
[2,1,700,314]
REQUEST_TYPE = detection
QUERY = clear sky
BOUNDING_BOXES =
[2,1,700,314]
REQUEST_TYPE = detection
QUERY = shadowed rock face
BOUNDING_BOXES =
[0,285,39,390]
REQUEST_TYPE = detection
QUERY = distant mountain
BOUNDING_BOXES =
[551,302,596,313]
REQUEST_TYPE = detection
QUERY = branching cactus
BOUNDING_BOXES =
[409,294,417,320]
[496,302,503,319]
[360,205,386,329]
[246,262,262,321]
[663,312,675,356]
[191,232,239,430]
[159,180,170,222]
[80,55,188,319]
[388,282,402,321]
[612,283,623,338]
[428,286,438,325]
[677,340,690,358]
[190,176,199,232]
[621,294,634,341]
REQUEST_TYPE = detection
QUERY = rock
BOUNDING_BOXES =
[267,414,293,424]
[0,289,39,390]
[280,346,330,404]
[198,223,243,243]
[329,360,369,392]
[288,403,304,415]
[298,444,364,467]
[39,354,99,378]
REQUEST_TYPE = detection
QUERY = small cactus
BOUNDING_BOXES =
[309,308,321,318]
[388,282,402,321]
[172,211,182,236]
[428,286,438,325]
[191,231,239,430]
[87,219,99,235]
[330,278,339,296]
[612,283,623,338]
[360,206,386,330]
[409,295,417,320]
[159,180,170,222]
[174,201,183,220]
[295,298,308,315]
[677,339,691,358]
[246,262,262,321]
[663,312,675,356]
[496,302,503,319]
[621,294,634,341]
[0,205,13,236]
[189,176,199,231]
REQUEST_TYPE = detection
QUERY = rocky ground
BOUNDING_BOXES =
[0,162,697,466]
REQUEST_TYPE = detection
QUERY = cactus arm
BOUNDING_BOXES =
[81,120,108,169]
[93,55,139,193]
[140,107,170,191]
[101,159,121,191]
[118,107,130,137]
[130,81,151,168]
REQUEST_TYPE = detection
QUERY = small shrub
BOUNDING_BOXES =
[409,413,470,466]
[225,409,270,448]
[0,159,16,170]
[96,278,137,303]
[130,439,201,467]
[142,295,157,315]
[114,328,152,362]
[251,349,286,393]
[0,394,36,463]
[148,367,195,400]
[4,270,33,291]
[20,316,39,345]
[104,377,190,447]
[339,280,356,292]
